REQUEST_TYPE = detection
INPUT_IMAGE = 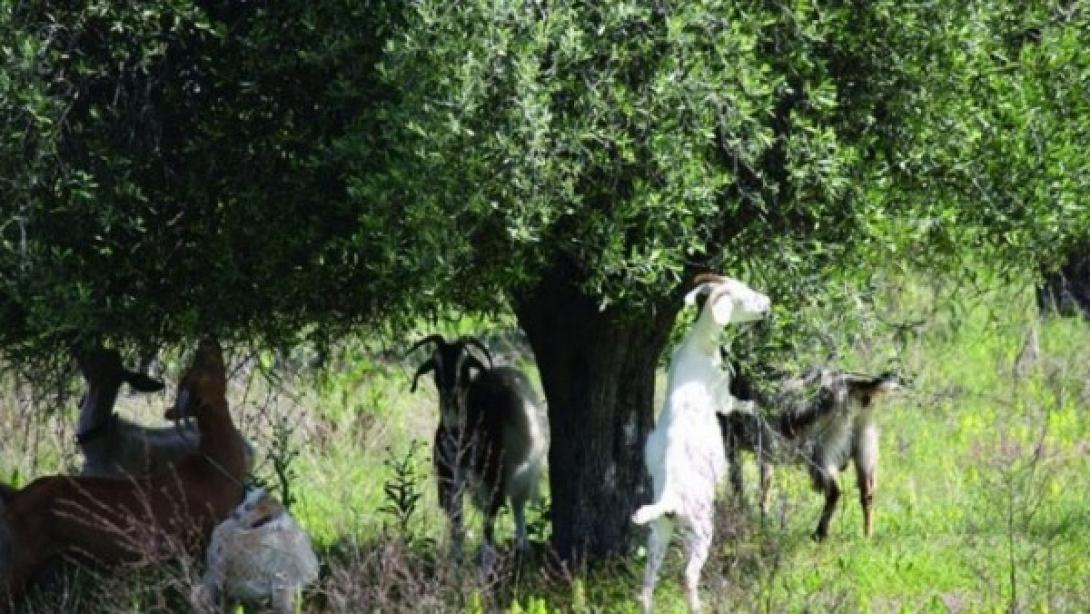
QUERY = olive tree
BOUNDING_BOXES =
[0,1,398,371]
[345,1,1090,562]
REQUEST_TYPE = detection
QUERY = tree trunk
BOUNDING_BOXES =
[514,269,682,564]
[1038,251,1090,317]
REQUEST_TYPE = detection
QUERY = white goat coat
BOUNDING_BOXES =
[640,317,732,523]
[633,275,770,614]
[197,490,319,611]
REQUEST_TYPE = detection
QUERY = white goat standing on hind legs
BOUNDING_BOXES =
[633,273,771,614]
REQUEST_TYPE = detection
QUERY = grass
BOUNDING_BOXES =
[3,273,1090,612]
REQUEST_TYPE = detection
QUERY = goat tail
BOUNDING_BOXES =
[631,495,677,525]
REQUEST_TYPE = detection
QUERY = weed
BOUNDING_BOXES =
[378,440,432,548]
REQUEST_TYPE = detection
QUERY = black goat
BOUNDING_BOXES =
[409,335,548,565]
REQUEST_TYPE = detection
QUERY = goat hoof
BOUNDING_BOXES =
[810,530,828,542]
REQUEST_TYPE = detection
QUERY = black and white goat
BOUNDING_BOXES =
[409,335,548,565]
[632,274,771,614]
[75,347,253,478]
[719,365,902,540]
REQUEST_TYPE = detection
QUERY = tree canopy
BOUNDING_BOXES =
[0,1,398,367]
[347,1,1089,329]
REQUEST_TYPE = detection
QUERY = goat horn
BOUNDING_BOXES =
[692,272,728,286]
[685,274,727,308]
[456,336,493,368]
[462,354,487,378]
[840,371,904,390]
[406,334,447,358]
[411,358,437,392]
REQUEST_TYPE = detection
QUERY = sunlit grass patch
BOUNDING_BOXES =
[3,274,1090,612]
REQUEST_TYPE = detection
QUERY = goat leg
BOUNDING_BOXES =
[726,433,744,508]
[854,424,879,538]
[858,470,876,538]
[639,516,673,614]
[480,507,498,571]
[684,517,714,613]
[758,461,774,523]
[512,502,530,555]
[437,474,465,561]
[270,586,296,614]
[811,465,840,542]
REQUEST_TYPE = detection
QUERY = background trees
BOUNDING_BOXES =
[2,0,1087,564]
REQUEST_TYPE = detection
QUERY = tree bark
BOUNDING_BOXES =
[514,268,682,564]
[1038,251,1090,317]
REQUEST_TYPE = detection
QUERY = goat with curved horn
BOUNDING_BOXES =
[456,336,494,368]
[634,274,771,614]
[405,334,447,357]
[408,331,548,569]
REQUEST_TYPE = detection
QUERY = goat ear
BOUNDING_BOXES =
[124,370,166,393]
[708,287,736,325]
[411,359,436,392]
[868,373,903,396]
[684,283,714,307]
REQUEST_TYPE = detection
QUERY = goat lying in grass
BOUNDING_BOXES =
[632,274,770,614]
[75,346,253,479]
[192,488,319,614]
[409,334,548,567]
[719,365,902,540]
[0,338,247,607]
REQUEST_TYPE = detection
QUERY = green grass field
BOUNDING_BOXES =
[3,275,1090,612]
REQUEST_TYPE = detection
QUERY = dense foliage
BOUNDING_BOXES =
[0,1,397,366]
[346,1,1090,363]
[3,1,1086,359]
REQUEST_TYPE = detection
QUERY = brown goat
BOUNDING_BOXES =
[0,339,247,608]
